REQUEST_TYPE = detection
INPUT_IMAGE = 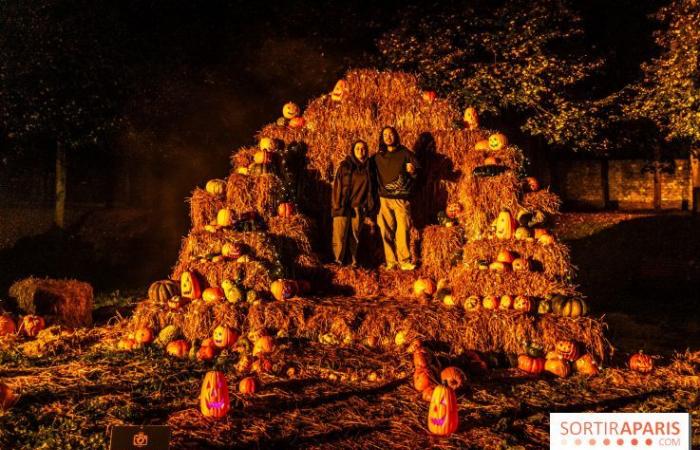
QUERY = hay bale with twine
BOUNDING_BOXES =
[9,277,93,328]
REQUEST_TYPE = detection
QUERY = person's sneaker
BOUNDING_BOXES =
[399,262,416,271]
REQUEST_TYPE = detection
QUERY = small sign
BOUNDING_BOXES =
[109,425,170,450]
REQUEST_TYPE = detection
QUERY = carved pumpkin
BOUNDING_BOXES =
[482,295,499,310]
[117,337,138,351]
[554,297,588,318]
[148,280,179,303]
[254,150,273,165]
[525,177,540,192]
[288,116,305,129]
[495,210,517,240]
[517,354,545,374]
[489,261,511,272]
[221,242,243,259]
[277,202,295,217]
[134,327,154,345]
[514,227,532,240]
[464,295,481,312]
[212,325,239,349]
[446,203,463,219]
[496,250,515,264]
[0,382,17,410]
[513,295,533,313]
[0,316,16,336]
[282,102,300,119]
[474,140,490,151]
[20,315,45,337]
[259,137,275,152]
[413,278,437,297]
[180,271,202,300]
[239,376,258,394]
[499,295,513,310]
[421,384,436,402]
[488,133,508,151]
[574,354,600,375]
[202,287,225,304]
[253,336,275,356]
[629,352,653,373]
[428,384,458,436]
[196,344,216,361]
[270,279,296,301]
[422,91,437,103]
[555,340,580,361]
[414,369,432,391]
[512,258,531,271]
[331,80,347,101]
[538,234,555,245]
[200,371,230,419]
[167,295,187,310]
[545,358,571,378]
[205,179,227,196]
[463,107,479,130]
[216,208,235,227]
[440,367,466,390]
[166,339,190,358]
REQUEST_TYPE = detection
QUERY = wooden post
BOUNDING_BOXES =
[54,142,66,229]
[691,150,700,215]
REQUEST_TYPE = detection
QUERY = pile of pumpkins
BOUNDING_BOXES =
[477,249,533,273]
[276,101,305,129]
[199,368,262,419]
[147,274,260,312]
[517,340,600,378]
[491,209,554,244]
[0,314,46,339]
[462,293,588,318]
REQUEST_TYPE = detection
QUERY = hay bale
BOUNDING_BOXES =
[171,259,273,292]
[268,214,317,260]
[322,265,380,297]
[9,277,93,327]
[420,225,465,279]
[189,188,225,230]
[226,173,283,216]
[448,266,578,300]
[177,229,279,265]
[521,189,561,216]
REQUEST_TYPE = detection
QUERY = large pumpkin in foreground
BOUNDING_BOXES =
[200,371,230,419]
[21,315,45,337]
[0,316,16,336]
[428,384,458,436]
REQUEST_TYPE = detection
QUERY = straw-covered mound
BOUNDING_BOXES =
[171,259,273,292]
[449,266,579,300]
[420,225,466,279]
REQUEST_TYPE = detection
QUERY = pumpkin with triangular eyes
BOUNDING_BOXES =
[180,271,202,300]
[199,371,230,419]
[428,384,458,436]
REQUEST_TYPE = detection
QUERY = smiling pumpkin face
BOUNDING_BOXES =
[282,102,300,119]
[212,325,239,349]
[180,271,202,300]
[331,80,347,102]
[428,384,458,436]
[199,371,230,419]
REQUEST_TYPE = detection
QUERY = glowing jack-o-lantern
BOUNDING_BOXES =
[212,325,239,349]
[282,102,300,119]
[463,107,479,130]
[494,210,517,240]
[180,271,202,300]
[0,316,16,336]
[428,384,458,436]
[331,80,347,102]
[488,133,508,151]
[200,371,230,419]
[446,203,463,219]
[21,315,45,337]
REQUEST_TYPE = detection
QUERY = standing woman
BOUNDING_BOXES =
[331,140,375,266]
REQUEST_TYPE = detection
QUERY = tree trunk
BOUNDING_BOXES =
[601,158,610,210]
[691,150,700,215]
[55,142,66,228]
[653,147,661,211]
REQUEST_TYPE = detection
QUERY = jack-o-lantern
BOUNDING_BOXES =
[134,327,154,345]
[489,261,511,272]
[202,287,225,304]
[517,354,545,374]
[545,358,571,378]
[221,280,243,303]
[196,344,216,361]
[212,325,239,349]
[282,102,300,119]
[474,140,490,151]
[239,376,258,394]
[253,336,275,356]
[464,295,481,312]
[205,179,226,196]
[512,258,531,271]
[148,280,180,303]
[259,137,275,152]
[574,354,600,375]
[555,340,580,361]
[331,80,347,101]
[514,227,532,240]
[496,250,516,264]
[413,278,436,297]
[270,279,296,301]
[216,208,235,227]
[180,271,202,300]
[200,371,230,419]
[117,337,138,351]
[494,210,517,240]
[0,316,16,336]
[277,202,295,217]
[463,107,479,130]
[288,117,305,129]
[482,295,499,310]
[440,367,466,390]
[166,339,190,358]
[446,203,463,219]
[422,91,437,103]
[499,295,513,310]
[20,315,45,337]
[629,352,653,373]
[428,384,458,436]
[421,384,436,402]
[488,133,508,151]
[0,382,17,410]
[414,369,432,391]
[221,242,243,259]
[525,177,540,192]
[513,295,533,313]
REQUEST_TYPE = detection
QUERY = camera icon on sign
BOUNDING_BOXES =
[133,431,148,447]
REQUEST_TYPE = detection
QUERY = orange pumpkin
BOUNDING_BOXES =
[495,210,517,240]
[196,344,216,361]
[288,117,305,129]
[180,271,202,300]
[538,234,555,245]
[489,261,511,272]
[134,327,154,345]
[499,295,513,310]
[413,349,430,369]
[629,352,654,373]
[482,295,499,310]
[0,316,16,336]
[270,279,296,301]
[474,139,490,151]
[421,384,436,402]
[440,367,466,390]
[239,376,258,394]
[428,384,459,436]
[407,339,423,354]
[496,250,516,264]
[252,356,273,374]
[545,358,571,378]
[0,382,17,411]
[463,107,479,130]
[166,339,190,358]
[446,202,463,219]
[148,279,180,303]
[555,340,580,361]
[277,202,295,217]
[574,354,600,375]
[205,179,226,196]
[513,295,533,313]
[212,325,239,349]
[202,287,225,304]
[422,91,437,103]
[282,102,300,119]
[254,150,273,165]
[253,336,275,356]
[518,354,545,375]
[413,278,437,297]
[20,315,45,337]
[414,369,432,392]
[200,371,230,419]
[331,79,347,101]
[216,208,235,227]
[512,258,531,271]
[488,133,508,150]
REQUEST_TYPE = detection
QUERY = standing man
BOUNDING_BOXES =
[371,126,420,270]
